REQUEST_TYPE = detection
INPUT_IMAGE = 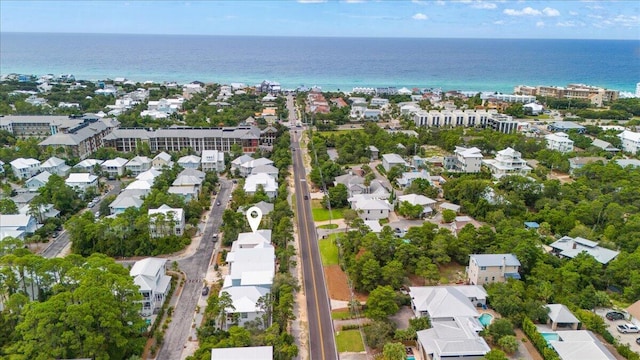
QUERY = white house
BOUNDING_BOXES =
[231,154,253,173]
[10,158,41,179]
[397,194,436,217]
[250,164,279,178]
[130,258,171,317]
[152,151,173,169]
[618,130,640,154]
[125,156,152,176]
[172,174,203,194]
[550,330,616,360]
[382,153,407,172]
[65,173,99,191]
[210,346,273,360]
[545,132,574,153]
[350,195,392,221]
[26,171,52,191]
[244,173,278,199]
[148,204,185,237]
[482,147,532,179]
[73,158,104,173]
[409,285,487,320]
[397,170,430,188]
[448,146,483,173]
[219,286,270,329]
[136,168,162,183]
[467,254,521,285]
[40,156,70,176]
[240,158,274,177]
[201,150,225,172]
[416,318,490,360]
[109,189,147,215]
[524,102,544,115]
[177,155,201,169]
[370,97,389,107]
[101,157,128,178]
[0,214,38,241]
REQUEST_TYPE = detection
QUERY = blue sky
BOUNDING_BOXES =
[1,1,638,39]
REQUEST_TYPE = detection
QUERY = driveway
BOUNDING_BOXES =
[595,307,640,354]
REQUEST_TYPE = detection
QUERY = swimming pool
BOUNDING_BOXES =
[541,332,560,346]
[406,356,415,360]
[478,313,494,327]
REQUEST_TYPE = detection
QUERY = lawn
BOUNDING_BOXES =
[311,199,345,221]
[318,129,362,137]
[318,223,339,230]
[319,237,340,266]
[335,330,365,353]
[331,309,353,320]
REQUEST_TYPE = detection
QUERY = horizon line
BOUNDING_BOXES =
[1,31,637,41]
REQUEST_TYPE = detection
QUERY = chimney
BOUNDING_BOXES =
[502,256,506,277]
[572,242,577,249]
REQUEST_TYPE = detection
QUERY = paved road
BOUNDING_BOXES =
[291,130,338,360]
[41,179,121,258]
[157,179,231,360]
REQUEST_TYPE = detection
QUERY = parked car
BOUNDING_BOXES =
[606,311,626,321]
[202,286,210,296]
[636,337,640,345]
[617,324,640,334]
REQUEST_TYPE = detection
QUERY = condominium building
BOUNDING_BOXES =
[103,126,262,154]
[514,84,619,107]
[413,109,519,134]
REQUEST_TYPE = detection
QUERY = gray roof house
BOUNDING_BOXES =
[550,330,616,360]
[25,171,52,191]
[40,156,71,176]
[546,304,580,331]
[550,236,619,264]
[409,285,486,320]
[210,346,273,360]
[591,139,619,152]
[416,318,490,360]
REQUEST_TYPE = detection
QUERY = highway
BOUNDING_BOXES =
[291,129,338,359]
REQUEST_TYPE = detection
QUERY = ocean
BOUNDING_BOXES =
[1,32,638,94]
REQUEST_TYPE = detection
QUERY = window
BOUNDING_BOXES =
[480,266,487,270]
[241,312,248,319]
[484,277,488,282]
[491,276,495,281]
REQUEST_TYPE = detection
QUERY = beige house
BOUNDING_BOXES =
[467,254,521,285]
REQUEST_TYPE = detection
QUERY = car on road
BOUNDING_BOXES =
[202,286,210,296]
[606,311,626,320]
[95,211,100,219]
[52,231,60,238]
[617,324,640,334]
[212,234,218,242]
[304,195,309,200]
[637,337,640,345]
[216,201,221,206]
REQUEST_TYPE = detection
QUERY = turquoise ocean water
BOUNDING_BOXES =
[1,33,638,93]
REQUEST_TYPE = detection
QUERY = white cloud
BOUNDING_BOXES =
[493,20,505,25]
[543,7,560,17]
[612,14,640,27]
[297,0,327,3]
[569,11,578,16]
[472,2,497,10]
[412,13,428,20]
[343,0,365,3]
[536,21,545,27]
[556,21,584,27]
[503,7,541,16]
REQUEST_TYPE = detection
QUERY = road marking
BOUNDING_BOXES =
[295,147,327,359]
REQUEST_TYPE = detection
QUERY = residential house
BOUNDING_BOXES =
[168,186,199,202]
[467,254,521,285]
[370,97,389,107]
[445,146,484,173]
[0,214,38,241]
[233,230,272,250]
[244,173,278,199]
[546,304,580,331]
[201,150,225,172]
[25,171,52,191]
[397,169,430,188]
[618,129,640,154]
[369,145,379,160]
[381,153,407,172]
[179,168,205,180]
[250,164,279,179]
[334,173,367,197]
[549,331,616,360]
[240,158,274,177]
[616,159,640,168]
[172,173,203,195]
[130,258,171,317]
[524,102,544,115]
[549,236,619,265]
[177,155,201,170]
[40,156,70,176]
[548,121,586,134]
[65,173,99,191]
[409,285,487,320]
[416,318,490,360]
[438,202,461,213]
[230,154,254,173]
[18,203,59,224]
[591,139,619,152]
[10,158,41,179]
[220,286,270,329]
[363,109,382,120]
[349,195,392,221]
[482,147,532,179]
[568,157,607,174]
[109,189,147,215]
[125,156,152,176]
[238,201,274,217]
[10,192,37,208]
[545,132,574,153]
[73,158,104,173]
[101,157,128,178]
[210,346,273,360]
[148,204,185,237]
[152,151,173,169]
[0,160,4,174]
[136,168,162,183]
[397,194,436,217]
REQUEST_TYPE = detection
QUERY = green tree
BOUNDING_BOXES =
[382,342,405,360]
[487,317,515,343]
[0,198,18,214]
[497,335,519,355]
[483,349,508,360]
[442,209,456,223]
[364,286,399,320]
[323,183,349,209]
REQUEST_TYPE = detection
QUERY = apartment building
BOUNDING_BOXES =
[514,84,619,107]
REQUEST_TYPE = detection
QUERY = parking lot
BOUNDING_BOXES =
[595,308,640,354]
